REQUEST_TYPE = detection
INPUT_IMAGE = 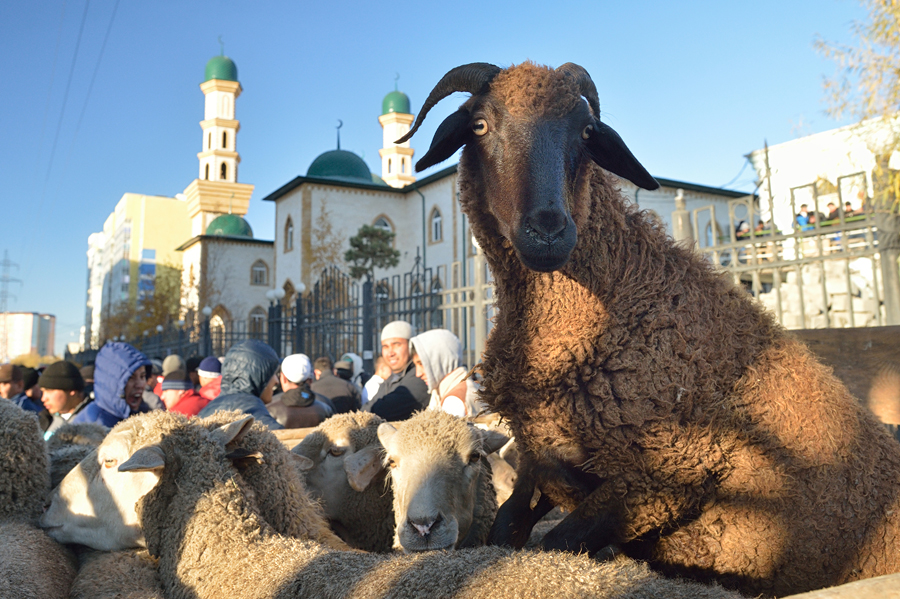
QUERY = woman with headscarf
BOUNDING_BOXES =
[408,329,487,418]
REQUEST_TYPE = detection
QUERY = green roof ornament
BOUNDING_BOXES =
[206,214,253,238]
[204,52,238,83]
[382,73,411,115]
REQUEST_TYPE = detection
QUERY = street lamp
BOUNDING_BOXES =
[296,282,306,295]
[201,306,213,317]
[265,289,276,302]
[273,288,286,300]
[156,325,164,333]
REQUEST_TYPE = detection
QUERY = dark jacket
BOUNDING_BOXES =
[39,397,91,436]
[311,370,361,414]
[197,339,283,430]
[71,342,152,428]
[9,392,42,413]
[362,360,429,421]
[267,384,333,429]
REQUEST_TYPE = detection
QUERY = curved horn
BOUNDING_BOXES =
[556,63,600,118]
[395,62,501,144]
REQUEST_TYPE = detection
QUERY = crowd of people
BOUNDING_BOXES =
[0,319,482,438]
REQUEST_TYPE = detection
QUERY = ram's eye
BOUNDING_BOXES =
[582,124,593,140]
[103,458,117,469]
[328,447,346,457]
[388,459,398,469]
[468,453,481,464]
[473,119,488,136]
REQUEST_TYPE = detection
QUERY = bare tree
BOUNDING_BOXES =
[309,203,346,276]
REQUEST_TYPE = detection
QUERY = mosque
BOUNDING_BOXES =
[82,54,744,348]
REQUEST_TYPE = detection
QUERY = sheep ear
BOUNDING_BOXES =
[586,121,659,191]
[344,445,385,492]
[377,422,398,451]
[476,429,510,455]
[211,416,255,447]
[415,109,471,172]
[119,445,166,472]
[291,453,315,471]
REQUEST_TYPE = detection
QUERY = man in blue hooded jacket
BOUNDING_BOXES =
[71,342,153,428]
[197,339,283,430]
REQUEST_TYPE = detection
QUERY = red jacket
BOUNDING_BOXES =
[199,378,221,401]
[167,389,210,417]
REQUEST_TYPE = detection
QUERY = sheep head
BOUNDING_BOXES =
[398,61,658,272]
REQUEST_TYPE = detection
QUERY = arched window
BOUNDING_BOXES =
[430,207,443,243]
[250,260,268,286]
[222,131,228,149]
[284,217,294,252]
[373,216,393,234]
[375,282,391,302]
[207,132,211,150]
[249,307,267,339]
[204,164,210,180]
[220,163,227,180]
[401,158,406,174]
[388,158,392,174]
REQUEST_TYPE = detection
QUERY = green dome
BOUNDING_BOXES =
[307,150,372,184]
[206,214,253,238]
[204,55,238,82]
[371,173,389,187]
[382,90,411,115]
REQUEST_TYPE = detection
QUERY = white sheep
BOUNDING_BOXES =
[378,409,508,551]
[116,414,746,599]
[292,411,395,552]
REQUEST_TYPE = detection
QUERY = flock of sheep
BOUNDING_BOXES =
[2,61,900,598]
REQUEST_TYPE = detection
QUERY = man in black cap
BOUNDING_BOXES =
[21,367,43,406]
[0,364,41,413]
[38,361,91,438]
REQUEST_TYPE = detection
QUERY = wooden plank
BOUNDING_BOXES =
[793,326,900,424]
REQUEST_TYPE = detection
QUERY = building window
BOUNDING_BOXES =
[388,158,392,174]
[207,132,211,149]
[251,260,268,286]
[284,217,294,252]
[249,307,266,339]
[220,163,227,180]
[373,216,393,234]
[222,131,228,149]
[401,158,406,174]
[430,207,443,243]
[204,164,210,180]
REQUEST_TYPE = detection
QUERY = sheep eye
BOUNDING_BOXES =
[388,459,398,469]
[328,447,346,457]
[468,453,481,464]
[103,458,117,469]
[582,124,593,140]
[472,119,488,136]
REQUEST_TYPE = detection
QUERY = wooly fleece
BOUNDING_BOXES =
[454,62,900,597]
[292,411,394,552]
[69,549,162,599]
[131,420,745,599]
[0,520,76,599]
[383,409,498,549]
[0,400,49,521]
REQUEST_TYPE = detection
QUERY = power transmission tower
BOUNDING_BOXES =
[0,250,22,362]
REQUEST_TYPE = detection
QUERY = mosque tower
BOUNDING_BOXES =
[378,80,415,188]
[182,53,254,237]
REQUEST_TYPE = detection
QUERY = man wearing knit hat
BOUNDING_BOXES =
[197,356,222,401]
[160,371,208,416]
[153,354,186,397]
[38,361,90,437]
[0,363,41,413]
[362,320,429,421]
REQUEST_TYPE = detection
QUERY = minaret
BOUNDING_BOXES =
[378,79,415,188]
[183,53,254,237]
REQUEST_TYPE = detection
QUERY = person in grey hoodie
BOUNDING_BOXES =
[197,339,282,430]
[408,329,487,418]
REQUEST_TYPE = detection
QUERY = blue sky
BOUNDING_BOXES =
[0,0,868,353]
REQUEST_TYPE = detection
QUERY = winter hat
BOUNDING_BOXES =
[79,364,95,381]
[0,364,22,383]
[38,361,85,392]
[381,320,413,342]
[161,371,193,392]
[21,367,40,389]
[162,355,186,377]
[197,356,221,378]
[185,356,203,374]
[281,354,313,384]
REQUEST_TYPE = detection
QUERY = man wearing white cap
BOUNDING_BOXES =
[362,320,429,420]
[267,353,334,428]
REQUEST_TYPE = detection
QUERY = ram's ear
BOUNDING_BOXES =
[415,109,471,172]
[119,445,166,472]
[344,445,386,492]
[586,121,659,191]
[210,416,255,447]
